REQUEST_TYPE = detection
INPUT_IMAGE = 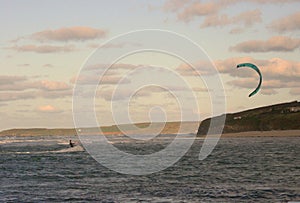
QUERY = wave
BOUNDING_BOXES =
[52,145,84,153]
[1,145,85,155]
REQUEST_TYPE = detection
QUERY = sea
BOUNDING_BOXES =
[0,134,299,202]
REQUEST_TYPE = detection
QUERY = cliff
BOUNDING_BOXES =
[197,101,300,135]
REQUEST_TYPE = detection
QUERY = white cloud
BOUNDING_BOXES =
[38,80,71,91]
[177,1,220,22]
[269,11,300,33]
[32,26,107,42]
[175,60,215,76]
[289,88,300,95]
[37,105,62,113]
[8,44,76,53]
[0,91,36,101]
[230,36,300,52]
[201,9,261,28]
[0,75,73,101]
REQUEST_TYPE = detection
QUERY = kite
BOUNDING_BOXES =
[237,63,262,97]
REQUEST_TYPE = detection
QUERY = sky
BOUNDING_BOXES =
[1,0,300,130]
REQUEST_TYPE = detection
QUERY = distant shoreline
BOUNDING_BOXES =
[218,130,300,138]
[0,130,299,138]
[0,122,199,137]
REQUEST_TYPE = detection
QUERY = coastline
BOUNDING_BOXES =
[1,129,300,138]
[217,130,300,138]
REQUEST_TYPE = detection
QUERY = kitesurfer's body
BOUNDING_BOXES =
[69,140,75,147]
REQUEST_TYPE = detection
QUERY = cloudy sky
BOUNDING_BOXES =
[1,0,299,130]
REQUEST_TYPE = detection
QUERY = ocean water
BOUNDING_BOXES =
[0,135,299,202]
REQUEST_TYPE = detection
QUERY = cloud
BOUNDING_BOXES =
[175,57,300,86]
[0,91,36,101]
[260,58,300,81]
[200,13,231,28]
[223,57,300,95]
[88,42,125,49]
[192,87,211,92]
[228,78,300,90]
[88,42,142,49]
[98,88,139,101]
[227,78,282,95]
[252,0,299,2]
[8,44,76,53]
[163,0,298,25]
[177,1,220,22]
[0,76,72,92]
[38,80,71,91]
[97,86,170,102]
[37,105,62,113]
[230,36,300,52]
[229,27,244,34]
[0,89,72,102]
[97,85,210,103]
[32,26,107,42]
[85,63,138,71]
[17,63,30,67]
[215,57,253,76]
[0,75,27,85]
[201,9,261,28]
[176,57,262,79]
[289,88,300,95]
[163,0,192,12]
[228,9,261,27]
[0,83,32,91]
[0,103,7,107]
[175,60,215,76]
[70,75,130,85]
[0,75,73,101]
[101,76,131,85]
[269,11,300,32]
[38,89,72,99]
[216,57,300,80]
[210,56,300,96]
[111,63,141,70]
[70,63,144,85]
[262,80,300,89]
[260,88,278,95]
[43,64,54,68]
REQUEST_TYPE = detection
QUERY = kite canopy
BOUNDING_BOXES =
[237,63,262,97]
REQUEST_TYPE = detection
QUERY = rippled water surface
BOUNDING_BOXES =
[0,135,299,202]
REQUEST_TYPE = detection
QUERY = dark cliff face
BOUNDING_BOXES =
[197,101,300,135]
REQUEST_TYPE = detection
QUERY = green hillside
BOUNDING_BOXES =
[197,101,300,135]
[2,101,299,137]
[0,121,199,137]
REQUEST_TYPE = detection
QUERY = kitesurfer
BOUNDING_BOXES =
[69,140,75,147]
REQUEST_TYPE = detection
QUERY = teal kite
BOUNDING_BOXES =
[237,63,262,97]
